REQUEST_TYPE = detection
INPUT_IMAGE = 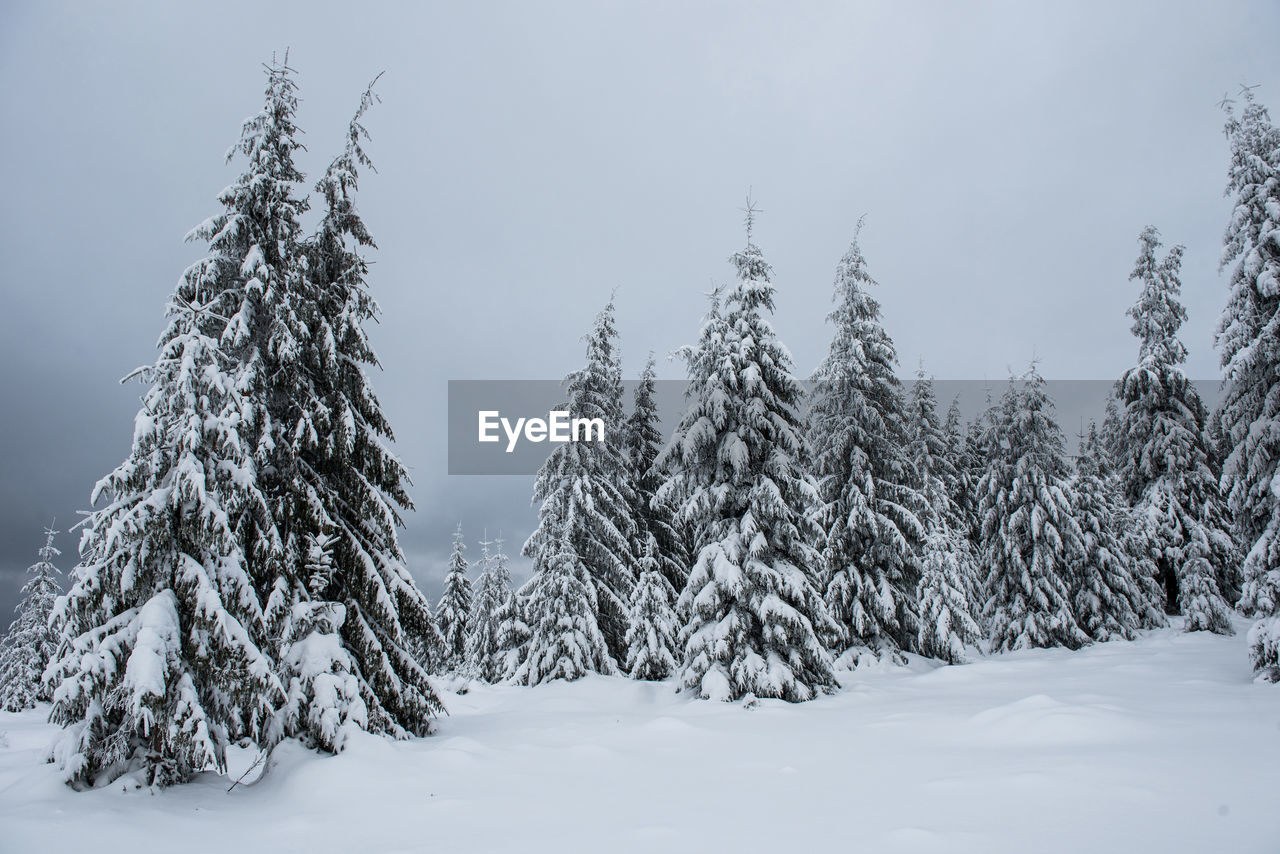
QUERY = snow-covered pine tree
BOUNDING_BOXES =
[906,364,962,525]
[466,534,516,682]
[961,388,998,563]
[655,285,728,556]
[659,202,838,702]
[808,221,924,666]
[513,538,616,685]
[906,366,982,661]
[624,537,679,681]
[624,355,688,590]
[436,524,474,670]
[1099,393,1124,473]
[1179,550,1236,634]
[0,526,63,711]
[278,530,366,753]
[494,575,532,682]
[1216,89,1280,677]
[943,395,975,531]
[978,367,1090,652]
[1114,226,1236,629]
[523,299,637,667]
[916,525,981,664]
[1070,424,1156,642]
[265,71,444,736]
[45,296,284,788]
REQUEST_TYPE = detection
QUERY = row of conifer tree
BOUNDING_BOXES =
[0,63,1277,790]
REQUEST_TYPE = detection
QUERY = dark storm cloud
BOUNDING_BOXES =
[0,1,1277,617]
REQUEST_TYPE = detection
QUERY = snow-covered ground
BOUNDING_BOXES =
[2,618,1277,854]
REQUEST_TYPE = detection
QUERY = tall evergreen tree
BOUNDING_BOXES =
[466,535,516,683]
[513,539,616,685]
[258,71,444,738]
[624,355,688,590]
[436,524,474,671]
[916,525,981,664]
[907,367,982,660]
[656,286,728,559]
[906,364,961,526]
[1216,89,1280,677]
[46,62,445,786]
[943,396,974,529]
[659,203,838,702]
[624,538,679,681]
[1070,425,1157,641]
[0,526,63,712]
[978,368,1090,652]
[1099,393,1125,473]
[1114,226,1236,628]
[808,222,924,666]
[46,296,284,788]
[523,299,638,667]
[961,388,998,565]
[494,577,532,682]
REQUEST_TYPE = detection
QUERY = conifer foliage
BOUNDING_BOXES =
[978,368,1090,652]
[513,541,616,685]
[624,355,688,590]
[1114,226,1236,631]
[1070,426,1157,641]
[916,526,981,664]
[45,59,442,788]
[660,203,838,702]
[466,535,516,683]
[523,299,637,673]
[624,539,679,681]
[47,295,284,788]
[1216,89,1280,677]
[0,526,64,712]
[276,71,444,735]
[436,524,474,670]
[808,222,924,665]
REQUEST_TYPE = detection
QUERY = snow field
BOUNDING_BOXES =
[1,617,1276,854]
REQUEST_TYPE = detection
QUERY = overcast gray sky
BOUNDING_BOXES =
[1,1,1277,619]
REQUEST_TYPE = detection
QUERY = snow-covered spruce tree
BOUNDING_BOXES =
[1099,393,1125,473]
[625,537,679,680]
[262,71,444,736]
[1069,424,1157,642]
[278,530,366,753]
[466,535,516,682]
[1114,225,1237,627]
[906,367,982,661]
[0,526,63,711]
[658,204,838,702]
[943,395,976,532]
[978,367,1090,652]
[624,354,688,590]
[1217,89,1280,676]
[513,539,616,684]
[523,299,637,667]
[494,577,532,681]
[916,526,981,664]
[655,285,728,557]
[808,221,924,666]
[960,388,998,564]
[436,524,474,670]
[45,297,284,788]
[1179,551,1236,634]
[906,364,962,526]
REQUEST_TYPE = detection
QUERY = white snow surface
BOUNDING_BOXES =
[2,617,1277,853]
